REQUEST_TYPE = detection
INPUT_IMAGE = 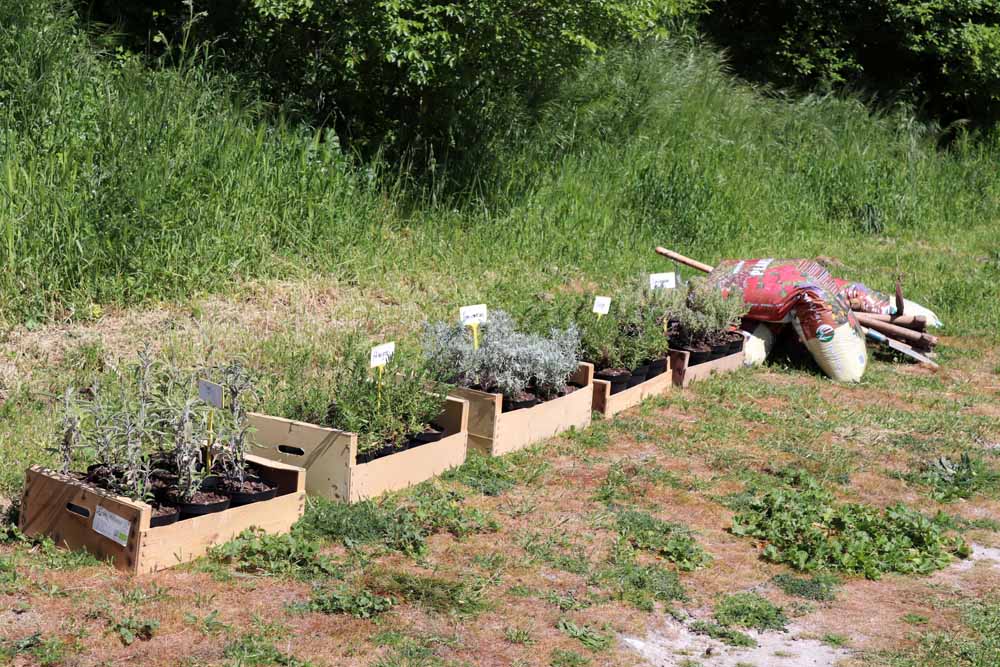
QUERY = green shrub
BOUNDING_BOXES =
[91,0,704,160]
[731,469,970,579]
[571,284,672,372]
[704,0,1000,128]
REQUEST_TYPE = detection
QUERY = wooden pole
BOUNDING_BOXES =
[654,247,714,274]
[855,313,937,348]
[851,312,927,332]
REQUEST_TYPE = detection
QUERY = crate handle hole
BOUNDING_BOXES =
[278,445,305,456]
[66,502,90,519]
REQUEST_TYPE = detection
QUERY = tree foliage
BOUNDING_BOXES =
[704,0,1000,127]
[87,0,702,157]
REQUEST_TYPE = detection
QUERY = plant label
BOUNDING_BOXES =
[460,304,488,326]
[92,506,131,547]
[649,272,677,290]
[198,379,224,409]
[370,342,396,368]
[592,296,611,315]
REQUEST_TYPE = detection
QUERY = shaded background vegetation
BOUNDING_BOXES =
[1,0,999,335]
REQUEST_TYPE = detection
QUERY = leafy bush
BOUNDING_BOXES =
[731,469,970,579]
[424,310,580,401]
[704,0,1000,128]
[614,509,711,571]
[713,592,788,632]
[92,0,704,160]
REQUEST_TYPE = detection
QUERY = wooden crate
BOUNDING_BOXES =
[249,396,469,503]
[450,363,594,457]
[592,360,673,419]
[669,348,746,388]
[18,455,305,575]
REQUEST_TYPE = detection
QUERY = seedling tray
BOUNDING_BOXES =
[450,363,594,456]
[249,396,469,503]
[592,360,673,419]
[669,347,745,388]
[18,455,305,575]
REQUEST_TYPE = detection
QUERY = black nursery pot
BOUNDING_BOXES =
[685,347,711,366]
[411,426,445,445]
[594,368,631,395]
[149,505,179,528]
[627,364,650,388]
[727,333,745,354]
[503,395,541,412]
[647,358,668,378]
[174,477,231,518]
[709,343,729,361]
[226,477,278,507]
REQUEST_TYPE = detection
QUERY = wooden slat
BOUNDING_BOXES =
[591,363,673,419]
[249,413,354,502]
[670,349,745,388]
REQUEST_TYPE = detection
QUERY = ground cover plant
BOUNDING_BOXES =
[731,469,970,578]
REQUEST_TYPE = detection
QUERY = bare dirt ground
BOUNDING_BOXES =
[1,288,998,667]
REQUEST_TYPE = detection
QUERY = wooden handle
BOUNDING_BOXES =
[654,247,714,273]
[855,312,937,348]
[851,312,926,332]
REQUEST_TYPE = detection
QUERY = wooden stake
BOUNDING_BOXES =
[654,247,714,274]
[855,313,937,348]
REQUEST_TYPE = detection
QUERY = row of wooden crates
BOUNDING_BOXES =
[18,348,745,574]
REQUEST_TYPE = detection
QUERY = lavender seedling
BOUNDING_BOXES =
[172,399,204,502]
[52,388,83,475]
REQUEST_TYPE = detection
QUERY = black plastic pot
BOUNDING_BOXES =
[226,477,278,506]
[727,334,744,355]
[647,358,668,378]
[150,506,179,528]
[411,428,445,445]
[685,347,711,366]
[177,496,230,518]
[628,364,650,388]
[595,368,631,395]
[357,443,399,464]
[709,343,730,361]
[503,395,541,412]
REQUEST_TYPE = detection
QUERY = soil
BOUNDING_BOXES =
[224,477,274,495]
[596,367,631,378]
[85,464,121,489]
[168,489,228,505]
[509,390,538,403]
[557,384,578,397]
[150,504,177,518]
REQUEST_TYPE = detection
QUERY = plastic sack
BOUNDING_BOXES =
[708,259,868,382]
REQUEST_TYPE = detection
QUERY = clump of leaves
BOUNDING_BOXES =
[614,509,711,571]
[208,528,337,579]
[714,592,788,632]
[661,277,745,348]
[598,539,686,611]
[904,453,1000,502]
[556,618,612,651]
[573,287,670,372]
[109,616,159,646]
[772,573,840,601]
[368,570,489,616]
[731,468,970,579]
[308,585,394,618]
[424,310,580,401]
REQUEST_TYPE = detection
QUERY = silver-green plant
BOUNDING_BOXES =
[52,388,83,475]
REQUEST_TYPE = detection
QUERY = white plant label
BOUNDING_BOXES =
[592,296,611,315]
[92,506,131,547]
[370,342,396,368]
[198,379,224,409]
[460,304,488,326]
[649,272,677,290]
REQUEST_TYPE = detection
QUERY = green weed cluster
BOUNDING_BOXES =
[614,509,711,571]
[731,469,970,578]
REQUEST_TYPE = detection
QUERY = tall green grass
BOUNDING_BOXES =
[2,1,999,336]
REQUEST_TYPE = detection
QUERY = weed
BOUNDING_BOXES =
[209,529,338,579]
[731,469,969,578]
[550,649,592,666]
[903,454,1000,502]
[614,509,711,571]
[903,613,929,625]
[109,616,159,646]
[444,452,516,496]
[223,632,313,666]
[689,620,756,647]
[185,610,231,636]
[556,618,611,651]
[598,540,686,610]
[369,570,489,616]
[822,633,849,647]
[772,573,840,601]
[308,585,395,618]
[888,598,1000,667]
[0,633,68,666]
[714,593,788,632]
[504,627,536,645]
[543,590,592,611]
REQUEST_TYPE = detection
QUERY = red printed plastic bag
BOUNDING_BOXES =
[708,259,868,382]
